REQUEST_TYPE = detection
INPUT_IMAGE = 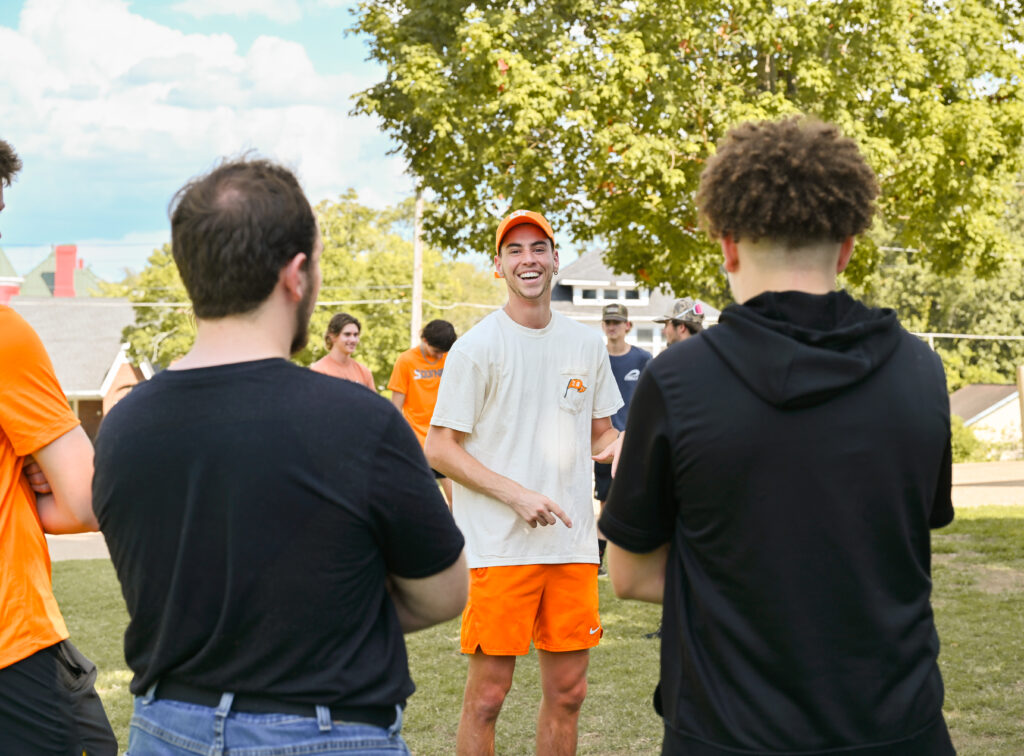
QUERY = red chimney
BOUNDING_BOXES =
[54,244,77,298]
[0,283,20,304]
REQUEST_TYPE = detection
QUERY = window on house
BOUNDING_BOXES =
[581,289,597,299]
[604,289,619,300]
[625,289,640,300]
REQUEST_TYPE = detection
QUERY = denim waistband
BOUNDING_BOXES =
[153,679,397,729]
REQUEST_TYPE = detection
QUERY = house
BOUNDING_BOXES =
[10,298,152,441]
[0,243,103,303]
[552,248,721,355]
[950,384,1022,459]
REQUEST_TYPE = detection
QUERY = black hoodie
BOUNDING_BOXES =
[600,290,955,756]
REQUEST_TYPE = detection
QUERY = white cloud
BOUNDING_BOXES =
[0,0,411,230]
[171,0,303,24]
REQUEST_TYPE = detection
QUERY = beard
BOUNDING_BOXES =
[289,274,316,355]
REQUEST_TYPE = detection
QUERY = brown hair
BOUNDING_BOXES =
[325,312,361,349]
[170,157,317,319]
[0,140,23,187]
[421,319,456,352]
[696,117,878,245]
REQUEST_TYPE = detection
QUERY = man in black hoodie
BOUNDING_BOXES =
[599,117,955,755]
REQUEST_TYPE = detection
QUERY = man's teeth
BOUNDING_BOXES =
[520,272,540,279]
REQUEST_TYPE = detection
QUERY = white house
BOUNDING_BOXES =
[551,249,721,355]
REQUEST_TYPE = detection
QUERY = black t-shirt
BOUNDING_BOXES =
[600,291,955,755]
[94,358,464,707]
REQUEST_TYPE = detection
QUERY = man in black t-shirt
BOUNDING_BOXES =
[600,118,955,755]
[93,158,467,756]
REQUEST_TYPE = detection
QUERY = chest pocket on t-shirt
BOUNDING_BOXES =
[558,369,590,414]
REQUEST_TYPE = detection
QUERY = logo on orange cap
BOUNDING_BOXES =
[495,210,556,255]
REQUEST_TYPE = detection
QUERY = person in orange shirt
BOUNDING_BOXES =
[387,319,457,506]
[310,312,376,390]
[0,139,117,756]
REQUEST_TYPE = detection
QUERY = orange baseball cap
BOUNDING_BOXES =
[495,210,555,255]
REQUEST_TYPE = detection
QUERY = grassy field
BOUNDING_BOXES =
[54,505,1023,755]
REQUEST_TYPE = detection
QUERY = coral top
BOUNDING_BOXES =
[309,355,376,391]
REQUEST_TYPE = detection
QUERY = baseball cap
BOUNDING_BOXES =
[495,210,555,255]
[602,303,629,322]
[653,297,705,324]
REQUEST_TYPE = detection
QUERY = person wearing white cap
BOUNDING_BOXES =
[653,296,705,346]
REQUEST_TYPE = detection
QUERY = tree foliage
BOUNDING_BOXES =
[100,244,195,369]
[846,243,1024,391]
[114,193,504,379]
[353,0,1024,291]
[298,192,505,384]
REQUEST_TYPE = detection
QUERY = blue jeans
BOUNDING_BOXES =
[127,686,410,755]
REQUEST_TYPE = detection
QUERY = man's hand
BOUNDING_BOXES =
[507,484,572,529]
[427,424,572,528]
[593,432,624,477]
[22,456,52,494]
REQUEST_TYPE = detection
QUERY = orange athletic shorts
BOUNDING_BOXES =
[460,563,602,656]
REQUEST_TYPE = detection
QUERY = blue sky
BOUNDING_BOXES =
[0,0,413,280]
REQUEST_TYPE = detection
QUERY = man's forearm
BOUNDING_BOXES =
[31,426,98,534]
[607,542,669,604]
[35,493,99,534]
[388,551,469,633]
[426,431,520,506]
[592,425,620,457]
[425,426,570,528]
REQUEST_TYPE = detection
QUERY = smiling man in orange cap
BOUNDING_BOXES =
[427,209,623,755]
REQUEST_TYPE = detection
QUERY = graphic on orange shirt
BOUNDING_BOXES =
[0,306,78,670]
[387,347,447,447]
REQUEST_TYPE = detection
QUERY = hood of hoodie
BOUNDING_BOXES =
[702,290,903,409]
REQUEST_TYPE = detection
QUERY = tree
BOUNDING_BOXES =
[846,244,1024,391]
[101,244,195,369]
[299,192,505,384]
[353,0,1024,292]
[113,194,504,379]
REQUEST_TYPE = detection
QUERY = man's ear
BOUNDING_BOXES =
[720,235,739,272]
[836,237,855,273]
[494,254,504,278]
[280,252,309,302]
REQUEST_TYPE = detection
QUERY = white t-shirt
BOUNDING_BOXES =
[431,309,623,568]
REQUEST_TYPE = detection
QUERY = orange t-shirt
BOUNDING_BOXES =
[0,306,78,669]
[386,346,447,447]
[309,355,376,391]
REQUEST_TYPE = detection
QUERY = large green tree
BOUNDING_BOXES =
[847,245,1024,391]
[299,192,504,384]
[353,0,1024,290]
[113,194,504,379]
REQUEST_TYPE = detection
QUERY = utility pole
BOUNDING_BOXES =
[410,189,424,348]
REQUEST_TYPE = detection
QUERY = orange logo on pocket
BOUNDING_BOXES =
[564,378,587,396]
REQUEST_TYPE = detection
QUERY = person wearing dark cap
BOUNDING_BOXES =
[653,296,705,346]
[601,117,955,754]
[594,303,651,574]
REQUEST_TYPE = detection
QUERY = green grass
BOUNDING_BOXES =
[53,505,1024,754]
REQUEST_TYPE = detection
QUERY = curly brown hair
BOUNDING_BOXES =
[696,117,878,245]
[0,140,23,187]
